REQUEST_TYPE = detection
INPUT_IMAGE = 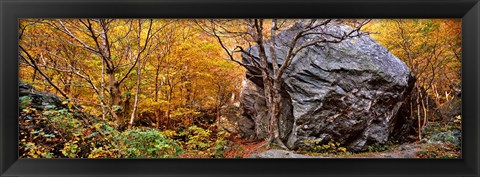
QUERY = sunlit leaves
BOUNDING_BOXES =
[364,19,461,104]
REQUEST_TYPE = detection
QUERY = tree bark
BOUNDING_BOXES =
[253,19,286,148]
[107,70,122,125]
[422,96,428,127]
[101,58,106,120]
[269,80,285,148]
[129,58,142,129]
[416,87,422,140]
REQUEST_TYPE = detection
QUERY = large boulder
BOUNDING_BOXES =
[238,22,415,151]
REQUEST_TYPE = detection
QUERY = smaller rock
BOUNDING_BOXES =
[248,149,317,158]
[19,82,65,110]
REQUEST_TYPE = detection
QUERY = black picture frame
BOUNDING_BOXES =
[1,0,479,176]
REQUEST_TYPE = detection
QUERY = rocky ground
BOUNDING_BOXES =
[245,144,419,158]
[246,141,452,158]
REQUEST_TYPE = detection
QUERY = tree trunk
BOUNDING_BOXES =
[32,69,37,83]
[254,19,286,149]
[269,80,285,148]
[155,110,161,129]
[154,63,161,128]
[422,96,428,127]
[416,87,422,140]
[101,59,106,120]
[155,64,160,102]
[258,52,285,148]
[167,83,173,129]
[108,71,122,125]
[129,59,142,129]
[216,84,221,126]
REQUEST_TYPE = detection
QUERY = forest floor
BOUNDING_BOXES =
[228,140,422,158]
[241,141,457,158]
[224,121,461,159]
[223,137,269,158]
[302,143,424,158]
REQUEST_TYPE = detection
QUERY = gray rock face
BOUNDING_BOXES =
[238,22,414,151]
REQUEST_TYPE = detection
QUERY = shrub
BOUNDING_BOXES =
[185,125,212,151]
[20,102,123,158]
[162,129,177,139]
[23,142,54,158]
[366,143,391,152]
[175,125,232,158]
[88,146,118,158]
[61,141,79,158]
[417,141,461,158]
[46,108,83,136]
[302,140,348,154]
[117,128,183,158]
[19,96,32,110]
[213,130,231,157]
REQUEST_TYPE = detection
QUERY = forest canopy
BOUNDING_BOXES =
[19,19,461,158]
